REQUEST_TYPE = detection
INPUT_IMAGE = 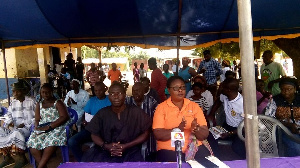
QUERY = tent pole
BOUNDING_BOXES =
[1,41,10,103]
[237,0,260,167]
[175,0,183,76]
[176,37,180,76]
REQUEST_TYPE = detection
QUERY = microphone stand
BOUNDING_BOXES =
[175,140,182,168]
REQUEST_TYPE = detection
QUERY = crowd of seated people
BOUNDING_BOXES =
[0,51,299,168]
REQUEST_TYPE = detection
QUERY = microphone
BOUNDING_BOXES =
[172,128,185,168]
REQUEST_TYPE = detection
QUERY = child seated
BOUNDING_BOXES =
[256,79,271,114]
[208,78,246,159]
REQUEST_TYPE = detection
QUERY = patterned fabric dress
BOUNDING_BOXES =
[0,96,36,150]
[27,100,68,150]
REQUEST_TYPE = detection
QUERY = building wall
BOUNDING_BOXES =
[15,48,39,77]
[60,47,78,63]
[0,48,17,78]
[0,47,52,99]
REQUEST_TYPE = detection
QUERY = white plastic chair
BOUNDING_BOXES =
[237,115,300,158]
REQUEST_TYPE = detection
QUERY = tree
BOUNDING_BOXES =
[81,46,99,59]
[273,37,300,79]
[191,42,240,60]
[192,40,288,60]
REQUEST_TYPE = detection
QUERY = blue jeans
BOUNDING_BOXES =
[68,128,92,161]
[282,133,300,157]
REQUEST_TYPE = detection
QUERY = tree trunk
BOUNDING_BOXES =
[273,37,300,79]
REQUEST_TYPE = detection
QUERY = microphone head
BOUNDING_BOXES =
[172,128,181,132]
[171,128,185,147]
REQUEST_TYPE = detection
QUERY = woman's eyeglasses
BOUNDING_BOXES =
[169,86,186,91]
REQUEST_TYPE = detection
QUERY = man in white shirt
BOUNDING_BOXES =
[64,79,89,131]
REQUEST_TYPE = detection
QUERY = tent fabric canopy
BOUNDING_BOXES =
[1,0,300,49]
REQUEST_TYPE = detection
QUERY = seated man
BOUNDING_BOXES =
[64,79,89,131]
[68,82,111,162]
[208,78,246,159]
[140,77,161,103]
[82,82,151,162]
[126,82,158,161]
[0,81,36,168]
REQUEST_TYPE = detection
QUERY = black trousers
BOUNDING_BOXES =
[222,123,246,159]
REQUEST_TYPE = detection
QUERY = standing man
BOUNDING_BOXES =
[86,63,101,96]
[108,63,122,84]
[75,57,85,89]
[260,50,286,96]
[197,50,222,99]
[148,57,167,102]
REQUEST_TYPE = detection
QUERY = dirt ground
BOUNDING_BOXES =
[0,149,66,168]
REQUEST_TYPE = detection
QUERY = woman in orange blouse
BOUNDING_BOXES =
[153,76,213,166]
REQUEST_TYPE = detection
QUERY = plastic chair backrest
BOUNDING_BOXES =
[67,107,78,127]
[237,115,300,158]
[0,107,8,116]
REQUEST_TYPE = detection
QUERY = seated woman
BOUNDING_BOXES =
[265,77,300,156]
[189,82,213,116]
[256,79,271,114]
[153,76,213,166]
[0,81,36,168]
[27,83,69,168]
[186,75,213,106]
[82,82,151,162]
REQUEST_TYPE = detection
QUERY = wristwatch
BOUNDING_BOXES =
[100,142,107,150]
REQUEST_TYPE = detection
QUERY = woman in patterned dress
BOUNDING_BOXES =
[27,83,69,168]
[133,62,140,83]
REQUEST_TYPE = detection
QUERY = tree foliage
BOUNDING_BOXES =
[191,40,287,60]
[191,42,240,60]
[81,45,150,66]
[81,46,99,59]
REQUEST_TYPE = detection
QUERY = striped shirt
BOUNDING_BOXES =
[126,95,158,155]
[86,70,100,86]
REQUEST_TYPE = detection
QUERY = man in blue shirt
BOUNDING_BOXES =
[197,50,222,100]
[68,82,111,162]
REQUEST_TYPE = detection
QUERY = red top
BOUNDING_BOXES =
[150,68,167,102]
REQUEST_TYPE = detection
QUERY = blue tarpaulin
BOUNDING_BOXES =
[1,0,300,49]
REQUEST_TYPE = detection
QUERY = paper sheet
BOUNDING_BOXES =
[209,126,228,139]
[186,160,205,168]
[85,113,93,122]
[205,156,230,168]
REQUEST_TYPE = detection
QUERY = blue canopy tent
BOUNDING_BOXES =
[1,0,300,49]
